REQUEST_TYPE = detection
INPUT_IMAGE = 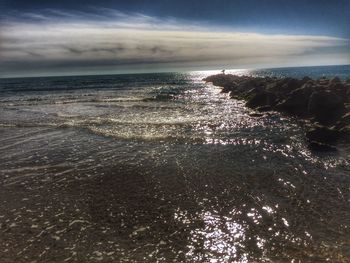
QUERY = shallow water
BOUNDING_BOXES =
[0,67,350,262]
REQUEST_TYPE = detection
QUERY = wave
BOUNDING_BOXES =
[2,94,180,105]
[0,123,57,128]
[0,121,180,128]
[85,126,206,143]
[0,116,197,130]
[0,96,154,106]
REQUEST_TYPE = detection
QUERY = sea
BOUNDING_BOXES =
[0,65,349,262]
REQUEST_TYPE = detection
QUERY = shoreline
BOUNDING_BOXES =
[204,73,350,151]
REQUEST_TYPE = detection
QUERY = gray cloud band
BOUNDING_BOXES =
[1,9,349,77]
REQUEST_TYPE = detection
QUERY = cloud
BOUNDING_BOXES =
[0,9,349,77]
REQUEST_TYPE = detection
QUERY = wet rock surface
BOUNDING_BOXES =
[308,90,345,125]
[204,74,350,151]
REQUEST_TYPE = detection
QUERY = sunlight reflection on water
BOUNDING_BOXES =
[186,211,249,263]
[0,71,349,262]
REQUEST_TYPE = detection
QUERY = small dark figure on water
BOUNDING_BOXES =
[221,69,225,74]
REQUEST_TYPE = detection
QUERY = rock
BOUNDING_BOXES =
[330,83,350,102]
[230,92,241,100]
[235,87,255,99]
[339,124,350,137]
[335,113,350,129]
[330,76,341,84]
[246,91,277,109]
[221,82,238,93]
[256,105,273,112]
[235,79,266,95]
[249,112,264,117]
[308,90,345,124]
[306,125,340,144]
[302,76,312,82]
[308,141,337,152]
[245,87,259,95]
[203,73,350,152]
[204,74,236,88]
[275,82,315,116]
[266,78,302,99]
[343,84,350,102]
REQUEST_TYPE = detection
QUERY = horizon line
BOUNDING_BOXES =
[1,63,349,80]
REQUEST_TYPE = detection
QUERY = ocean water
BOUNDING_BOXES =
[221,64,350,80]
[0,65,349,262]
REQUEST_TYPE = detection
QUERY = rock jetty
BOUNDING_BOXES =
[204,74,350,151]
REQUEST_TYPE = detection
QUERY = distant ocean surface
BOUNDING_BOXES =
[0,65,349,262]
[224,64,350,79]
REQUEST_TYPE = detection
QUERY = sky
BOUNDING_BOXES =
[0,0,349,77]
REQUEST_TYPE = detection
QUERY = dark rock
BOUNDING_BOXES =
[266,78,303,99]
[330,83,350,103]
[221,82,238,93]
[308,90,345,124]
[204,74,237,88]
[308,141,337,152]
[241,87,260,99]
[229,92,241,100]
[302,76,312,82]
[275,82,315,117]
[306,125,340,144]
[236,79,266,94]
[343,84,350,102]
[330,76,341,84]
[256,105,273,112]
[335,113,350,129]
[203,73,350,152]
[339,124,350,137]
[246,91,277,109]
[249,112,264,117]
